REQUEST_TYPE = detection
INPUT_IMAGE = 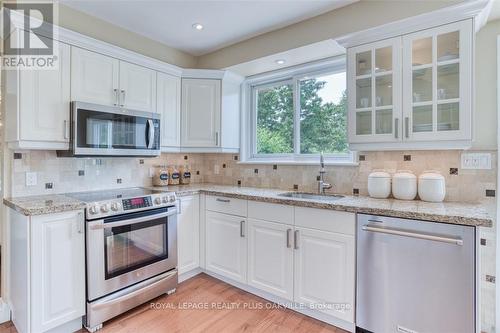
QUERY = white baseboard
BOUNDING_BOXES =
[0,298,11,324]
[178,268,203,283]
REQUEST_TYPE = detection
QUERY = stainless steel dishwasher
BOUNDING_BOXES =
[356,214,475,333]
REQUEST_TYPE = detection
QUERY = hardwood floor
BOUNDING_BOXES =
[0,273,348,333]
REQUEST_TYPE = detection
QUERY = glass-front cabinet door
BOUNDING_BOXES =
[402,20,472,143]
[348,37,401,143]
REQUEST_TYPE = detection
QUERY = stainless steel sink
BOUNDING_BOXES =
[277,192,344,201]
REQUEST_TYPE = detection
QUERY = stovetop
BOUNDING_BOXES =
[66,187,167,203]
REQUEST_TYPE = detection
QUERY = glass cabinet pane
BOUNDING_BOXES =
[375,47,392,73]
[437,63,459,100]
[375,75,392,106]
[375,109,392,134]
[412,37,432,66]
[356,51,371,76]
[356,78,371,108]
[412,68,432,102]
[437,102,459,131]
[412,105,433,132]
[356,111,372,135]
[437,31,459,62]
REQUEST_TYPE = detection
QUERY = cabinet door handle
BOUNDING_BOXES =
[286,228,292,248]
[120,90,126,107]
[215,131,219,146]
[64,120,69,139]
[113,88,119,106]
[294,230,299,250]
[240,220,245,238]
[216,198,230,203]
[405,117,410,138]
[394,118,399,139]
[77,212,83,234]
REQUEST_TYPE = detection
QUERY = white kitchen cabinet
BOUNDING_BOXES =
[5,39,71,150]
[293,226,355,323]
[10,209,85,333]
[157,72,181,150]
[71,46,120,106]
[247,219,294,300]
[177,195,200,275]
[402,20,472,144]
[119,61,156,112]
[181,78,221,148]
[72,47,157,112]
[347,19,473,150]
[348,37,401,145]
[205,211,247,283]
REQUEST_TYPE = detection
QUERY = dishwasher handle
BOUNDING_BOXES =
[362,225,463,245]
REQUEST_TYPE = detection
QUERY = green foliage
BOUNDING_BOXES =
[256,78,347,154]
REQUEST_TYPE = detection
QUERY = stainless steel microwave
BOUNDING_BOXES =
[57,101,161,157]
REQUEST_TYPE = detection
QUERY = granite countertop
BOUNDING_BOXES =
[3,194,87,216]
[4,184,495,227]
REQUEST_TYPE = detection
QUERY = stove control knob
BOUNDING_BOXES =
[89,205,99,215]
[162,196,169,203]
[110,202,120,211]
[154,197,162,205]
[100,204,110,213]
[169,195,176,203]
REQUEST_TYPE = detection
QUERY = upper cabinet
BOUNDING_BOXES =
[180,71,242,152]
[157,72,181,150]
[347,20,473,150]
[181,78,221,148]
[71,47,157,112]
[5,39,71,150]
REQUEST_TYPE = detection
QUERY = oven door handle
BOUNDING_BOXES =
[89,209,176,230]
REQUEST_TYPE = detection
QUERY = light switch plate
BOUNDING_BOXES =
[461,153,492,169]
[25,172,37,186]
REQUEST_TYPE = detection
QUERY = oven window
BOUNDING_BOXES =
[76,109,159,150]
[104,216,168,279]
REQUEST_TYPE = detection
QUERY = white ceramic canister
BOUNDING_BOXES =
[368,170,391,199]
[418,171,446,202]
[392,171,417,200]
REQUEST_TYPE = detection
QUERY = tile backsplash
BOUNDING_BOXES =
[10,150,497,203]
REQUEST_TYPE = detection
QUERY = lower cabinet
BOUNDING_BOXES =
[177,195,200,275]
[10,209,85,333]
[247,219,294,300]
[205,211,247,283]
[293,226,355,323]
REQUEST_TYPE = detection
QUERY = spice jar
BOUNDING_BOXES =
[168,165,180,185]
[179,164,192,185]
[153,166,169,187]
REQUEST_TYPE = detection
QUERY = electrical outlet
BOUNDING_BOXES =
[25,172,37,186]
[461,153,492,170]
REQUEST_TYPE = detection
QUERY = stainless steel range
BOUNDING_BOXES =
[67,188,178,332]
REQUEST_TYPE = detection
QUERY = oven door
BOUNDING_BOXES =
[72,101,160,157]
[87,206,177,301]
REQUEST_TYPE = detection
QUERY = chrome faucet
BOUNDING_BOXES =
[318,152,332,194]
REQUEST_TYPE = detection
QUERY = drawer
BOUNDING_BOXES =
[248,200,293,225]
[295,207,355,235]
[206,195,247,217]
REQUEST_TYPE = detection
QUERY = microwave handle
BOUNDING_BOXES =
[147,119,155,149]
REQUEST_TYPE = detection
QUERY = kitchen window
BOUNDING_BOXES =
[241,57,355,165]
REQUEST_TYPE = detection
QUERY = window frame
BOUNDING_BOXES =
[241,56,357,165]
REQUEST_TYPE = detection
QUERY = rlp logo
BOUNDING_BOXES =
[3,2,54,55]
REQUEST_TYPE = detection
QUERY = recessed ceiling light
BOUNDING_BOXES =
[275,59,286,65]
[192,23,203,31]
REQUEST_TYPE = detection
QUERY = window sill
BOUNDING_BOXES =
[238,158,359,167]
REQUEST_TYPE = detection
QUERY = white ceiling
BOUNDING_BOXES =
[61,0,356,56]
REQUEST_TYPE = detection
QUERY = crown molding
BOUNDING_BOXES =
[336,0,492,48]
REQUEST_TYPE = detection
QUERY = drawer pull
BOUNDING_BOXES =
[286,228,292,248]
[294,230,299,250]
[216,198,230,203]
[240,220,245,237]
